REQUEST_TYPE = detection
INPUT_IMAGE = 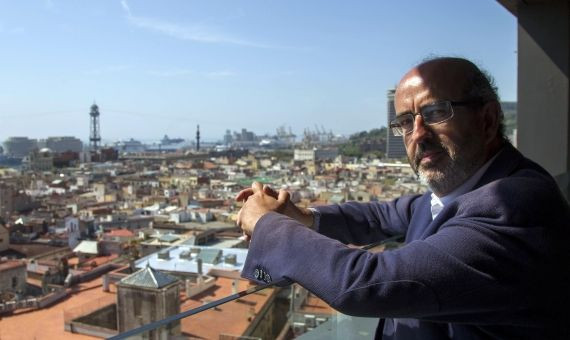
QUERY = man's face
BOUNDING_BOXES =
[394,68,487,196]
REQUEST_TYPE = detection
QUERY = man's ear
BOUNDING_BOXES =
[481,101,501,145]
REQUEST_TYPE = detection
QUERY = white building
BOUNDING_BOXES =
[294,148,339,161]
[28,148,54,172]
[65,216,81,249]
[41,136,83,153]
[3,137,37,158]
[169,210,191,224]
[294,149,315,161]
[115,138,146,153]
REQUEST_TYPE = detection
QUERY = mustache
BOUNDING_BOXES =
[414,141,447,166]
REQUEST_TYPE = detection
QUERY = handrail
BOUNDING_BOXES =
[107,279,285,340]
[107,234,404,340]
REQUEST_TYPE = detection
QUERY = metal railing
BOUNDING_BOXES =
[108,234,403,340]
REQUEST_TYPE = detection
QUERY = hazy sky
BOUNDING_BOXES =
[0,1,516,142]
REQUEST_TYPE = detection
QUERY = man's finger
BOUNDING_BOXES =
[235,188,254,202]
[277,189,290,204]
[236,207,243,228]
[263,185,279,199]
[251,181,263,194]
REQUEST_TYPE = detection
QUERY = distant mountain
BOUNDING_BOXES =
[339,127,387,158]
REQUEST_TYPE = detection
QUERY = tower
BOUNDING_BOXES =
[386,89,407,159]
[196,124,200,151]
[117,265,180,339]
[89,103,101,151]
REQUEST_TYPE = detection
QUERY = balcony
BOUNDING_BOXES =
[0,1,567,339]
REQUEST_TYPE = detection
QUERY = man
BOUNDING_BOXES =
[236,57,570,339]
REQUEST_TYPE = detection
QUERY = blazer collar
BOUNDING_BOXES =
[473,143,523,191]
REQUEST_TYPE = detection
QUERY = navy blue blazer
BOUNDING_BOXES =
[241,144,570,339]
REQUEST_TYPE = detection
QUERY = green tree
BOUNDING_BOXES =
[339,127,388,158]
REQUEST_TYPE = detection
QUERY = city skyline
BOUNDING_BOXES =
[1,1,516,141]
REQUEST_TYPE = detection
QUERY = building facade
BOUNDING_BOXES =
[0,183,34,219]
[3,137,37,158]
[0,224,9,253]
[0,260,27,295]
[117,266,181,339]
[294,149,315,161]
[28,148,54,172]
[386,89,407,159]
[39,136,83,153]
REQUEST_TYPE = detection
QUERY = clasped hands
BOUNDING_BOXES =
[235,182,313,240]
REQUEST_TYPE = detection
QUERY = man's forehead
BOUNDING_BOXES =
[395,65,467,106]
[400,74,423,88]
[394,71,434,108]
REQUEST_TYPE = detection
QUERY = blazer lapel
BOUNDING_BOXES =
[406,193,434,241]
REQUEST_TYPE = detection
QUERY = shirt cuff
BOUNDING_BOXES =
[307,207,321,230]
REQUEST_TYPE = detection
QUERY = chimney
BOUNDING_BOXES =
[197,258,203,275]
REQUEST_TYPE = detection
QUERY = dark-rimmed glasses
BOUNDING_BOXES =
[389,100,478,136]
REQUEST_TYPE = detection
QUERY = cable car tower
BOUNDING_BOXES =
[89,103,101,151]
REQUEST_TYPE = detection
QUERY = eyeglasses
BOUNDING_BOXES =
[389,100,478,136]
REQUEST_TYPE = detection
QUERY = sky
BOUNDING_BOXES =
[0,0,517,143]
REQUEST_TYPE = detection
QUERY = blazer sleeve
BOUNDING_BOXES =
[241,204,568,325]
[314,194,421,245]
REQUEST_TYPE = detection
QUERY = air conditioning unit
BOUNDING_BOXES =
[292,322,306,335]
[316,317,327,326]
[157,250,170,260]
[304,314,316,328]
[179,250,192,260]
[224,254,237,265]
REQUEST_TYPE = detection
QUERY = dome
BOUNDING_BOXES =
[39,147,52,154]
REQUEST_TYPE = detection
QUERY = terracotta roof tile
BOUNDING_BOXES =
[0,259,26,272]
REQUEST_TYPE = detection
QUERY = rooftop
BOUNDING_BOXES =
[0,259,26,272]
[0,277,106,339]
[178,276,277,339]
[119,265,179,289]
[135,245,248,274]
[73,241,98,255]
[105,229,134,238]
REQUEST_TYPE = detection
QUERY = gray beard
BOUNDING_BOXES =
[413,139,485,196]
[418,155,480,195]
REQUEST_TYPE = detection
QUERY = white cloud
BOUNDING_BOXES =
[205,70,237,78]
[83,65,132,75]
[120,0,132,17]
[148,69,194,77]
[120,0,288,49]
